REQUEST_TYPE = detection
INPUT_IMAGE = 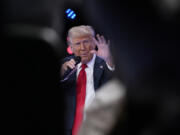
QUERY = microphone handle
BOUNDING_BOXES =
[60,56,81,82]
[60,66,77,82]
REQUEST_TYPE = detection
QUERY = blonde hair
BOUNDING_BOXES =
[67,25,95,44]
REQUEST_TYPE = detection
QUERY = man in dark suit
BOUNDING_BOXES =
[60,25,114,135]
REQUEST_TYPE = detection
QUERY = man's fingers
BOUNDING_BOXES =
[61,58,76,76]
[69,59,76,65]
[67,63,75,69]
[96,34,109,45]
[100,35,106,43]
[64,59,76,70]
[96,34,103,44]
[93,37,99,46]
[67,60,76,69]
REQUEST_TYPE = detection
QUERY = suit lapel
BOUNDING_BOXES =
[93,56,104,90]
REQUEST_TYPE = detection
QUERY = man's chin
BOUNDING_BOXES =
[81,57,89,64]
[80,54,93,64]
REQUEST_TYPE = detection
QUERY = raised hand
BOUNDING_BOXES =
[91,34,114,67]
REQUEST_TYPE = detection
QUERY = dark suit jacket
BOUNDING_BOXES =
[61,55,112,132]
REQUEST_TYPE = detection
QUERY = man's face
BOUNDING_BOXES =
[70,35,95,64]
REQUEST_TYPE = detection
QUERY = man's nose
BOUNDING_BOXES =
[80,42,85,50]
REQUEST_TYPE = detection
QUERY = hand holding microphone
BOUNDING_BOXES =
[61,56,81,82]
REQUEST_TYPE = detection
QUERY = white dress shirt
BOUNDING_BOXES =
[76,54,114,121]
[76,54,96,111]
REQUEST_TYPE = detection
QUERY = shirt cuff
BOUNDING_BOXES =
[106,63,115,71]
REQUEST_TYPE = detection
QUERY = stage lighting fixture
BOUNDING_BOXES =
[65,8,76,20]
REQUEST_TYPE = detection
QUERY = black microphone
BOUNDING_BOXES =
[61,56,81,82]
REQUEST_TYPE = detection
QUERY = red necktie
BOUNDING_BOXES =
[72,64,87,135]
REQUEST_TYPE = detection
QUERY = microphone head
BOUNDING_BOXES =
[74,56,81,65]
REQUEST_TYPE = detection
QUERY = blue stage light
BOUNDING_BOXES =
[66,9,71,14]
[71,14,76,19]
[67,11,74,17]
[65,8,76,20]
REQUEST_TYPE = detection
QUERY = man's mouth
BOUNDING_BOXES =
[80,53,88,57]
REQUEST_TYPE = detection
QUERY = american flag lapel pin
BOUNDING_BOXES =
[100,65,103,69]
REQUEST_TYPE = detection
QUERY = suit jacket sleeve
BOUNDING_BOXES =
[93,56,113,90]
